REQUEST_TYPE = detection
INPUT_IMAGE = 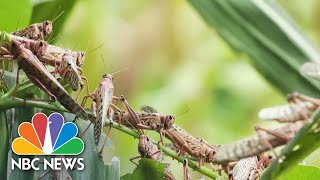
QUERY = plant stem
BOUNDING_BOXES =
[0,97,69,112]
[0,97,220,179]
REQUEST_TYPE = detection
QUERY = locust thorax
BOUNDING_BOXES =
[42,20,53,36]
[62,54,78,71]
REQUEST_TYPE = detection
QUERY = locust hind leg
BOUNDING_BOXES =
[81,93,94,107]
[119,95,145,135]
[98,125,112,157]
[75,76,90,102]
[288,92,320,106]
[183,159,191,180]
[129,155,142,166]
[254,125,290,158]
[99,106,121,156]
[23,73,57,102]
[80,100,97,137]
[11,68,21,99]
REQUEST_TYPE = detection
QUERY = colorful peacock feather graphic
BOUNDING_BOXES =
[12,113,84,155]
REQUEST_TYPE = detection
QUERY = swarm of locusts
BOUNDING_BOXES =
[1,21,320,180]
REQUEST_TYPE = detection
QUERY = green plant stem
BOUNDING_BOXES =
[0,97,219,179]
[0,97,69,112]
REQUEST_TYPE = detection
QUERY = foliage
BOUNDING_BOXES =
[121,159,167,180]
[0,0,31,32]
[1,0,320,179]
[188,0,320,179]
[31,0,77,43]
[262,110,320,179]
[188,0,320,97]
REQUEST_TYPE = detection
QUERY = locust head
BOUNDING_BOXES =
[76,51,85,66]
[138,135,150,155]
[43,20,53,36]
[103,74,113,80]
[164,115,175,129]
[206,150,216,163]
[34,41,48,56]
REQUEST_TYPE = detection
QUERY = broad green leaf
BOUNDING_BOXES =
[188,0,320,97]
[279,165,320,180]
[262,110,320,179]
[120,159,167,180]
[0,0,32,31]
[69,116,113,179]
[104,157,120,180]
[7,107,35,180]
[0,111,9,177]
[31,0,77,43]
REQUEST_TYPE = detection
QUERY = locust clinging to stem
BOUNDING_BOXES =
[259,92,319,123]
[9,39,88,120]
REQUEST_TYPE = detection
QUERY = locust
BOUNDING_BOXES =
[113,102,176,179]
[130,134,176,180]
[230,155,272,180]
[300,62,320,80]
[80,73,121,156]
[1,34,88,96]
[214,122,303,164]
[54,53,88,96]
[164,127,219,168]
[9,39,88,120]
[258,92,319,122]
[116,98,175,143]
[12,21,53,40]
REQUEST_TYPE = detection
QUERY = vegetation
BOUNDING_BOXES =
[1,0,320,179]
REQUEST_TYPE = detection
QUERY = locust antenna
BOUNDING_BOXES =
[87,43,104,53]
[15,18,20,31]
[48,33,62,44]
[52,11,64,23]
[176,108,190,119]
[112,68,129,76]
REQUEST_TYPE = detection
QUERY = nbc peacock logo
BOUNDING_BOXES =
[12,113,84,155]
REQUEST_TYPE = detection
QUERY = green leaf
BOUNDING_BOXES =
[120,159,167,180]
[0,111,9,177]
[31,0,77,43]
[0,0,32,31]
[68,116,114,179]
[7,106,36,180]
[279,165,320,180]
[104,157,120,180]
[188,0,320,97]
[261,110,320,179]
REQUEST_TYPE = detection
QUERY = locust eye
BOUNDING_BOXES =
[45,21,49,25]
[146,137,149,141]
[67,62,71,66]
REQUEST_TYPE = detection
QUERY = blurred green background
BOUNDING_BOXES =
[3,0,320,178]
[49,0,320,178]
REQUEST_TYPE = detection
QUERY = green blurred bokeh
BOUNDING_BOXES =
[29,0,320,178]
